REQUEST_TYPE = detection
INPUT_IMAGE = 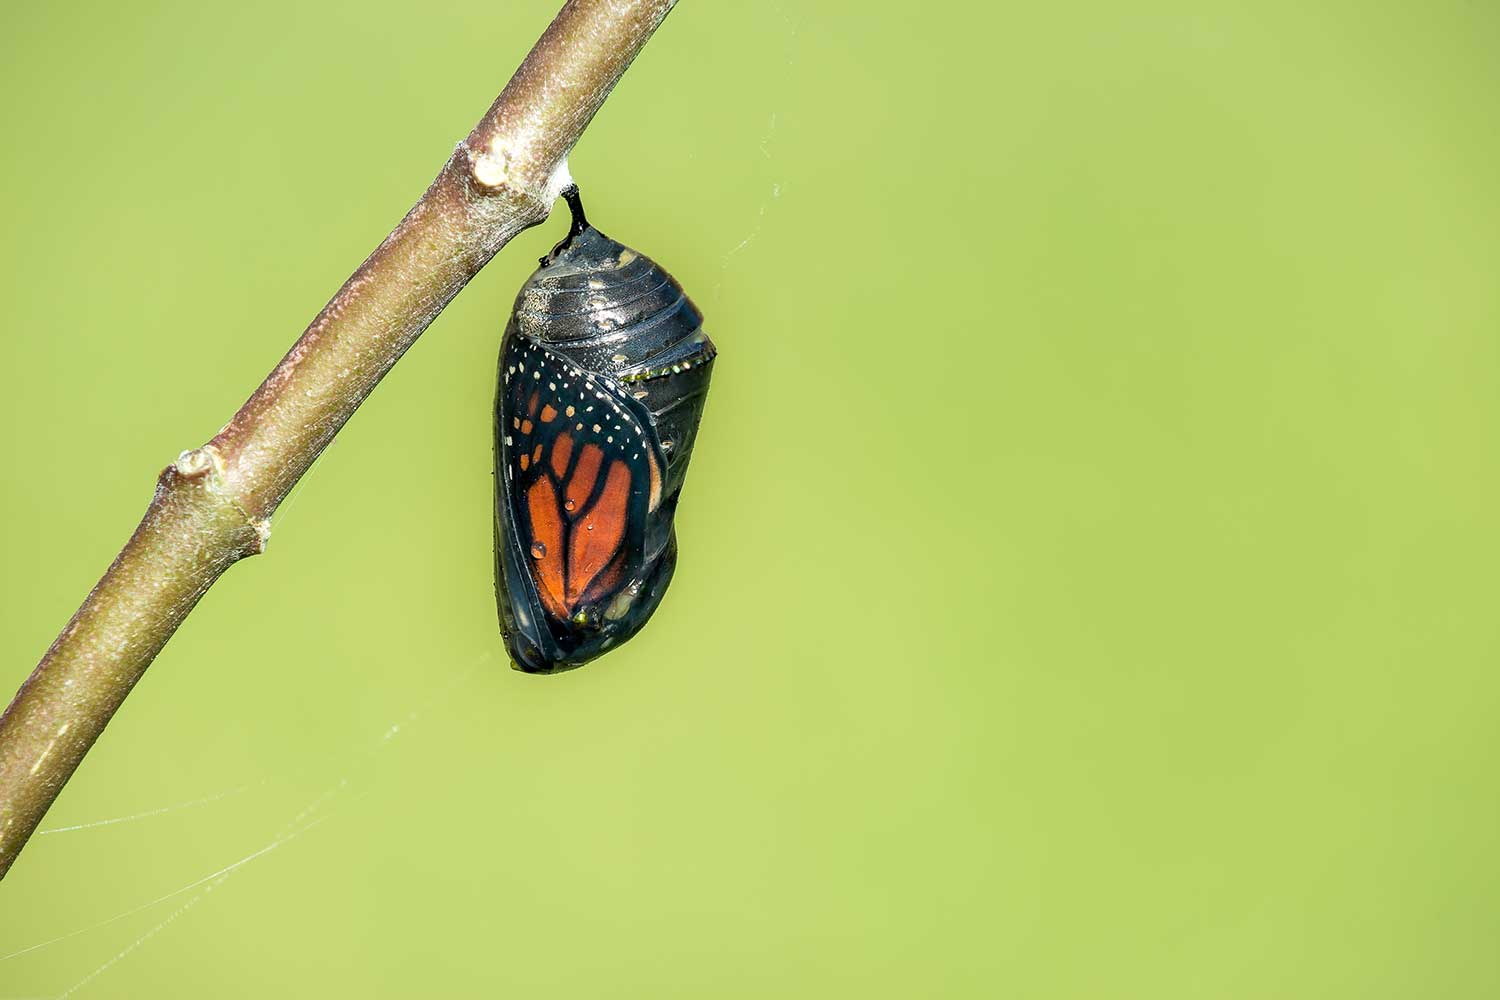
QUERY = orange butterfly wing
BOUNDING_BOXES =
[500,336,659,627]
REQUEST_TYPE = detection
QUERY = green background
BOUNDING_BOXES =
[3,1,1498,996]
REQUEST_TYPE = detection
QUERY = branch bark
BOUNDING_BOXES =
[0,0,679,880]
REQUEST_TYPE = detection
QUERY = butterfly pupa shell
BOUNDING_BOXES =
[494,187,716,673]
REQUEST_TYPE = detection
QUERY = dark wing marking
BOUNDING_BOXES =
[499,334,660,628]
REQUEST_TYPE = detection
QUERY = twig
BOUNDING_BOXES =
[0,0,680,880]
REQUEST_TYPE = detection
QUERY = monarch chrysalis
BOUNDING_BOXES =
[494,186,716,673]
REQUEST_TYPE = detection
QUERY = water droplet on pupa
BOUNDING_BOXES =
[530,541,547,558]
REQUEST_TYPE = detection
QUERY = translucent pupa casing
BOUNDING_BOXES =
[494,189,715,673]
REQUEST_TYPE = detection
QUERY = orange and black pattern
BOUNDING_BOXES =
[494,186,715,673]
[499,337,661,626]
